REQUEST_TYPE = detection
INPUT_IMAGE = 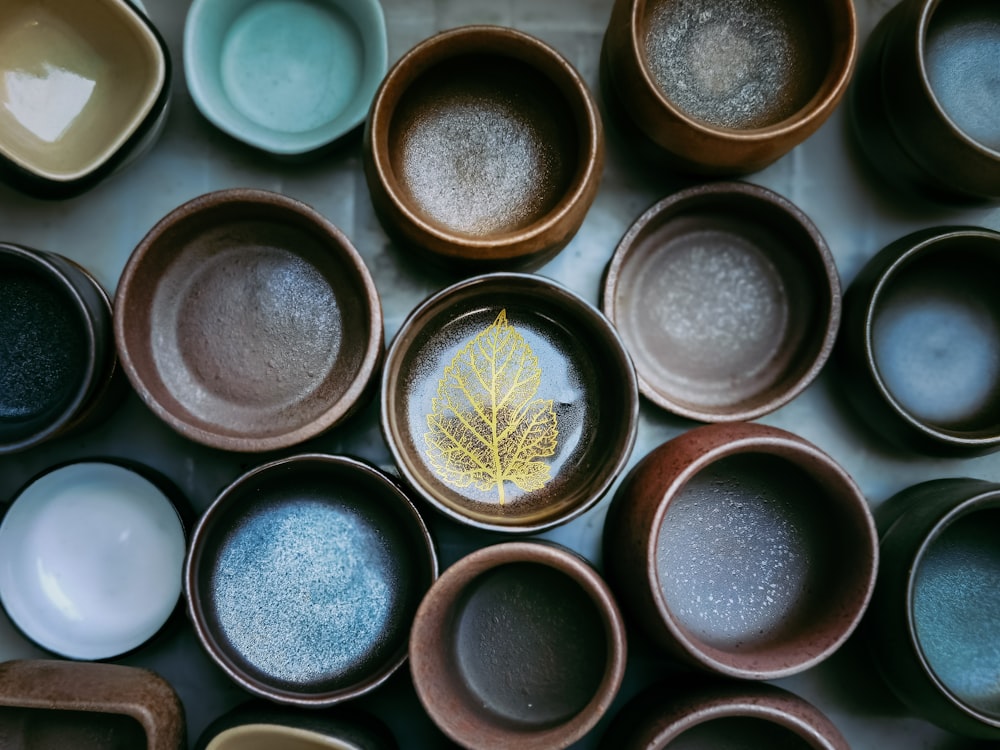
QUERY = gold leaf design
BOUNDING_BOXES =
[425,309,558,505]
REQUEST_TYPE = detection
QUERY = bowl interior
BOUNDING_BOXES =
[186,0,386,153]
[189,459,434,701]
[663,716,816,749]
[0,707,148,750]
[206,725,362,750]
[384,277,635,530]
[607,189,833,420]
[0,0,165,180]
[870,234,1000,436]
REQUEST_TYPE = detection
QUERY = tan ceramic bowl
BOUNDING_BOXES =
[115,188,383,452]
[364,25,604,270]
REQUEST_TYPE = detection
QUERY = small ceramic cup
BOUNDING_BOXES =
[600,0,857,175]
[602,182,840,422]
[184,0,387,155]
[0,243,121,454]
[850,0,1000,202]
[603,422,878,680]
[410,541,627,750]
[866,478,1000,739]
[0,0,171,199]
[836,226,1000,455]
[114,188,383,452]
[599,679,848,749]
[381,272,639,533]
[185,454,437,707]
[0,461,188,660]
[364,25,604,270]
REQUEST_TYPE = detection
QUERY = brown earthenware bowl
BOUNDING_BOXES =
[603,422,877,680]
[114,188,383,452]
[600,0,857,175]
[602,182,840,422]
[410,541,627,750]
[364,25,604,270]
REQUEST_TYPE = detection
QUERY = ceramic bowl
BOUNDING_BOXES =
[836,226,1000,455]
[0,243,120,454]
[114,188,383,452]
[850,0,1000,202]
[600,0,856,175]
[0,0,170,199]
[364,25,604,270]
[184,0,387,155]
[410,541,627,750]
[381,272,638,533]
[603,422,878,680]
[0,461,187,660]
[602,182,840,422]
[866,478,1000,739]
[600,679,848,749]
[0,659,185,749]
[185,454,437,707]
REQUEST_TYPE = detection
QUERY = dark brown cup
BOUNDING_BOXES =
[364,25,604,270]
[603,422,878,680]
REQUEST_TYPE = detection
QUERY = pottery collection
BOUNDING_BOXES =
[1,0,999,748]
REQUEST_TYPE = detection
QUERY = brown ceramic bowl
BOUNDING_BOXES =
[836,226,1000,455]
[185,454,437,707]
[0,659,185,750]
[603,422,877,680]
[600,0,857,175]
[410,541,627,750]
[0,243,120,454]
[381,272,638,533]
[599,679,848,749]
[114,188,383,452]
[602,182,840,422]
[850,0,1000,202]
[364,25,604,270]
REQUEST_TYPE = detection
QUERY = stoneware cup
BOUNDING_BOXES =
[0,659,185,750]
[603,421,878,680]
[114,188,383,452]
[602,181,841,422]
[0,0,171,199]
[185,454,437,707]
[850,0,1000,202]
[0,243,120,454]
[381,272,638,533]
[409,541,627,750]
[184,0,387,155]
[599,678,849,749]
[836,225,1000,455]
[866,478,1000,739]
[364,25,604,270]
[600,0,857,175]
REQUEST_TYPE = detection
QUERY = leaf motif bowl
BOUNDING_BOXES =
[381,272,639,533]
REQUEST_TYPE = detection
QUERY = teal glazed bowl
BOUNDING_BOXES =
[184,0,387,155]
[867,478,1000,739]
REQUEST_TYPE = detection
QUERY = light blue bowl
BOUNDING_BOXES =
[184,0,386,155]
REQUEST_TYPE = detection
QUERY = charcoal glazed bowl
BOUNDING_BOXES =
[603,422,878,680]
[602,181,840,422]
[114,188,383,452]
[364,25,604,270]
[600,0,857,174]
[185,454,437,707]
[836,225,1000,455]
[381,272,638,533]
[867,478,1000,739]
[409,541,627,750]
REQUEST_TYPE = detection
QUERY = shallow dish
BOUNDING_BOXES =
[185,0,387,155]
[602,182,840,422]
[0,0,170,198]
[114,188,383,452]
[381,272,638,533]
[185,454,437,707]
